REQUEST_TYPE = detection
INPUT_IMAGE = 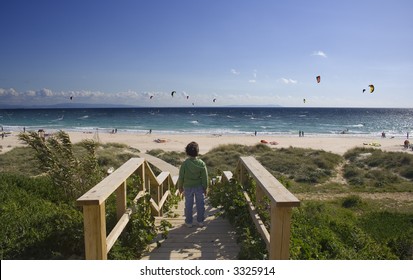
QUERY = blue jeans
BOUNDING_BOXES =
[184,186,205,224]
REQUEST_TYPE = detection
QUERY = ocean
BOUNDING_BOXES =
[1,107,412,138]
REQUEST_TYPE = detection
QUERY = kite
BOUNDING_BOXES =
[150,95,154,99]
[213,98,217,103]
[186,95,189,99]
[171,91,176,97]
[303,98,306,103]
[70,96,73,100]
[362,85,374,93]
[316,76,321,83]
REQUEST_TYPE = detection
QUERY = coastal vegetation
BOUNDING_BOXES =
[153,144,413,259]
[0,133,150,259]
[1,139,412,259]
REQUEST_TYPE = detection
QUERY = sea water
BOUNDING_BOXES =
[0,107,412,138]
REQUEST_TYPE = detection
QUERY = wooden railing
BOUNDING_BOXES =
[77,155,299,260]
[221,156,300,260]
[76,157,178,260]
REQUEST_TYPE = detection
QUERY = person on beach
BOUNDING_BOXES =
[177,141,209,228]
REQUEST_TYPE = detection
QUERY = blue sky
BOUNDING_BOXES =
[0,0,412,107]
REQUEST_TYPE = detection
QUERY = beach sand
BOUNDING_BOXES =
[1,130,412,156]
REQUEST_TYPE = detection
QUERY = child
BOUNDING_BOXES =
[177,141,208,228]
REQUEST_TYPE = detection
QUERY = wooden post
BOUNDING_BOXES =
[158,182,163,216]
[140,163,146,192]
[256,185,265,207]
[116,181,127,221]
[269,201,292,260]
[83,203,107,260]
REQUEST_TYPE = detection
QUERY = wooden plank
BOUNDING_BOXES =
[243,191,270,249]
[147,241,240,250]
[83,204,107,260]
[156,171,170,184]
[141,252,238,260]
[222,171,233,183]
[239,157,300,207]
[77,158,144,206]
[138,153,179,177]
[133,190,146,204]
[158,190,171,210]
[115,181,126,220]
[142,196,240,260]
[106,209,132,253]
[172,175,179,185]
[150,198,160,214]
[144,161,161,188]
[269,202,292,260]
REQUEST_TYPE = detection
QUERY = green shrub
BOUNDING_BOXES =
[0,146,42,176]
[400,166,413,179]
[342,195,363,208]
[0,174,84,259]
[18,131,104,201]
[208,179,267,259]
[290,201,397,259]
[359,211,413,259]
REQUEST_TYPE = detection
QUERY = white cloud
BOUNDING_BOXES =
[24,90,37,97]
[279,78,298,84]
[230,68,240,75]
[312,50,327,58]
[248,79,256,83]
[38,88,54,97]
[0,88,19,96]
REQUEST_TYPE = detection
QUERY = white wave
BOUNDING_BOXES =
[51,115,64,122]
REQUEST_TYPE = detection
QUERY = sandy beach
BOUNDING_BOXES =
[1,130,412,156]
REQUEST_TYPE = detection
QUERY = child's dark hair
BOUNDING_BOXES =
[185,141,199,157]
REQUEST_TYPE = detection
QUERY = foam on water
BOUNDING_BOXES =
[1,107,412,138]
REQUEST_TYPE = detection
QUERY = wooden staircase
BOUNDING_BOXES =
[140,198,240,260]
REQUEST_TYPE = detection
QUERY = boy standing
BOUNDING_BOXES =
[177,142,208,228]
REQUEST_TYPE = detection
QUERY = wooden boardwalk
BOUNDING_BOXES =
[140,198,240,260]
[77,154,298,260]
[137,152,240,260]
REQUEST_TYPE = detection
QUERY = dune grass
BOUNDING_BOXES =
[1,141,412,259]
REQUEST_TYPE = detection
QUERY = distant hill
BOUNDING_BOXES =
[0,103,283,109]
[0,103,137,109]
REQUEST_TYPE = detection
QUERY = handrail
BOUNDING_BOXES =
[77,155,299,260]
[76,157,178,260]
[222,156,300,260]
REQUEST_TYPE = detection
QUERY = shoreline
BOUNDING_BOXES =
[1,130,412,156]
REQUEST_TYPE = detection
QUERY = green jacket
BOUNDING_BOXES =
[177,157,208,190]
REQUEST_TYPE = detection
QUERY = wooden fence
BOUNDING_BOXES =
[76,158,178,260]
[221,156,300,260]
[77,155,299,260]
